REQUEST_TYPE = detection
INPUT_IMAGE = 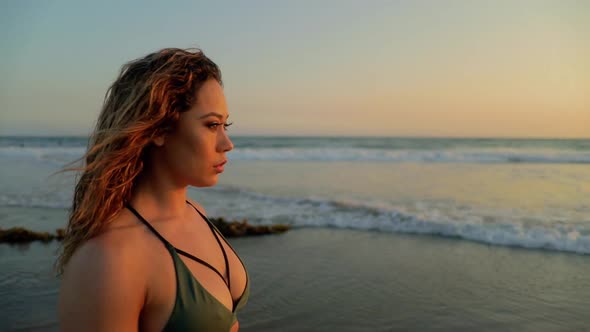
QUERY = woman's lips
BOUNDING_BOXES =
[214,160,227,173]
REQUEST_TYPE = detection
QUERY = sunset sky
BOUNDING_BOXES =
[1,0,588,137]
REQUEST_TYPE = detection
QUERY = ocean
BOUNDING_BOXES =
[1,136,589,331]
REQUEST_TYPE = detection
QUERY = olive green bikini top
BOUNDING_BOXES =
[126,202,250,332]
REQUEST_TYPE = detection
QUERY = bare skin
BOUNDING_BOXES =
[59,79,245,332]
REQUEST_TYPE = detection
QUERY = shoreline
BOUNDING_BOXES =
[0,218,289,244]
[1,227,589,331]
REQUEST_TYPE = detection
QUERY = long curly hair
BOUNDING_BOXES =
[56,48,222,275]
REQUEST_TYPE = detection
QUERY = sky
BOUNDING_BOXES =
[0,0,588,138]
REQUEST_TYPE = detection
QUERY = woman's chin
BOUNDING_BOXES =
[191,176,219,188]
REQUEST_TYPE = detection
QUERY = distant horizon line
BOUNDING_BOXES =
[1,134,589,140]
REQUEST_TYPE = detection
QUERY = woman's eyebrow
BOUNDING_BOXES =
[199,112,229,120]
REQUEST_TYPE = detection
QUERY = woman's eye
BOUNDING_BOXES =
[207,122,233,131]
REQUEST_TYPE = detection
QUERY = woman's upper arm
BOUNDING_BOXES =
[59,238,146,332]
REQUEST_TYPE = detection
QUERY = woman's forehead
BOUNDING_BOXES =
[191,80,228,116]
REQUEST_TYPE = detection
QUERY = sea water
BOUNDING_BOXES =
[3,136,587,253]
[1,136,589,331]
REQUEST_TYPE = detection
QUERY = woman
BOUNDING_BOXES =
[58,48,249,332]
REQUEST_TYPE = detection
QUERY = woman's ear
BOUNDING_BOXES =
[153,135,165,147]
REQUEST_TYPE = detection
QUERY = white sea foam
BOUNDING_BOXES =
[0,192,73,209]
[196,187,590,255]
[3,184,588,254]
[229,147,590,163]
[1,145,589,164]
[2,137,588,255]
[0,146,85,164]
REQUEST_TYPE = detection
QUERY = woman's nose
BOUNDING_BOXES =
[218,130,234,152]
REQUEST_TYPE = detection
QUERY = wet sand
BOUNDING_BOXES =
[1,210,589,331]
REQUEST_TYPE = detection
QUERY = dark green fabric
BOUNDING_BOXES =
[125,202,249,331]
[162,241,250,332]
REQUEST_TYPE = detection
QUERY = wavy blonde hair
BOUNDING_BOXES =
[56,48,222,274]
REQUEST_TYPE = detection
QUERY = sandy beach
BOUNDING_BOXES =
[238,228,590,331]
[1,220,589,331]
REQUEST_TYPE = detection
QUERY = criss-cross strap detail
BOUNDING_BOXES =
[125,203,228,287]
[185,201,231,290]
[185,201,250,309]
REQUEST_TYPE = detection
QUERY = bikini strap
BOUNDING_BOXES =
[125,203,228,287]
[126,203,171,246]
[186,200,231,290]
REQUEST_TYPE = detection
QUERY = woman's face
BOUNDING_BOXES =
[155,79,234,187]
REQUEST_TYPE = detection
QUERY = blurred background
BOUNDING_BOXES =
[1,1,589,331]
[1,0,588,137]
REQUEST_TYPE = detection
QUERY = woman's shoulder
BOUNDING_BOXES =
[186,197,207,215]
[77,208,150,260]
[62,208,150,289]
[59,209,150,330]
